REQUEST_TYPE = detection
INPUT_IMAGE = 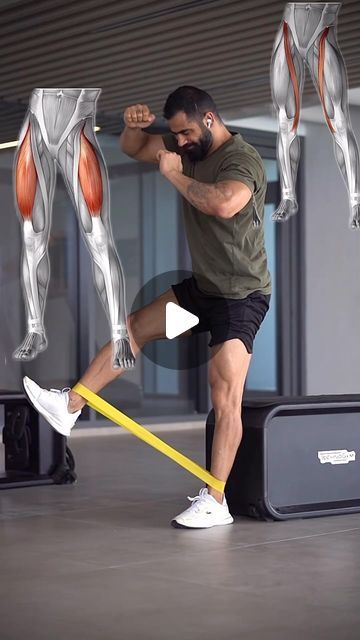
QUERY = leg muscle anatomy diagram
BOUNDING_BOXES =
[13,88,135,368]
[271,3,360,228]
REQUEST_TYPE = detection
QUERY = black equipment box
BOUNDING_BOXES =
[206,395,360,520]
[0,392,76,489]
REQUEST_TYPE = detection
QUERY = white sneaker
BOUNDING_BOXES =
[23,376,81,437]
[171,487,234,529]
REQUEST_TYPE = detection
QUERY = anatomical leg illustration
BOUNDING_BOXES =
[271,3,360,228]
[13,88,135,368]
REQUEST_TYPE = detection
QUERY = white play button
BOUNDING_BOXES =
[165,302,199,339]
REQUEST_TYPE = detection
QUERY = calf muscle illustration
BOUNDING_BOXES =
[271,3,360,228]
[13,88,135,368]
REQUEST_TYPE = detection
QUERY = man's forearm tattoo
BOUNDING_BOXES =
[187,182,230,208]
[187,182,212,206]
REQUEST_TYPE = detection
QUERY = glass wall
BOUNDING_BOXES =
[0,150,23,392]
[0,128,282,423]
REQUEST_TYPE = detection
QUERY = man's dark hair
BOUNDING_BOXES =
[163,86,221,122]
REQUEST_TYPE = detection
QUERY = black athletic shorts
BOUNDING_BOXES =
[171,276,271,354]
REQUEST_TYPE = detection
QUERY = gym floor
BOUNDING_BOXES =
[1,428,359,639]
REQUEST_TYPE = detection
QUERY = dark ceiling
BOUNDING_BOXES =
[1,0,360,143]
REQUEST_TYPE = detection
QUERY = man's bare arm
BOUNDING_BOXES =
[120,104,165,163]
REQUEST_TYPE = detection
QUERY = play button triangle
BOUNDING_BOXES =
[165,302,199,339]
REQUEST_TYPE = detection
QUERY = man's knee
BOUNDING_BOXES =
[127,312,147,350]
[210,381,243,416]
[210,383,243,447]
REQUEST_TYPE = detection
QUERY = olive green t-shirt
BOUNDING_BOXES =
[162,131,272,299]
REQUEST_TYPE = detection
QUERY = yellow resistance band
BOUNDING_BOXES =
[73,383,225,493]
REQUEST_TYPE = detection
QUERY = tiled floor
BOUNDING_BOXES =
[0,429,359,640]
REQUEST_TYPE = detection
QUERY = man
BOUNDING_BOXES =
[23,86,271,529]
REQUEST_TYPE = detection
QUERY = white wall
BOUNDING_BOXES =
[303,106,360,394]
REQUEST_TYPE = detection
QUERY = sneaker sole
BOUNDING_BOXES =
[23,379,71,438]
[171,516,234,529]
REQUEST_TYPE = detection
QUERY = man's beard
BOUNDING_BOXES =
[183,128,213,161]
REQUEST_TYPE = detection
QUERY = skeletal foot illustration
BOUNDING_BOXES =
[13,331,48,361]
[272,198,298,222]
[112,336,136,369]
[350,204,360,229]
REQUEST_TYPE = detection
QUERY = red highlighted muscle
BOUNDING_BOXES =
[318,27,336,134]
[78,129,103,215]
[16,124,37,219]
[283,21,300,133]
